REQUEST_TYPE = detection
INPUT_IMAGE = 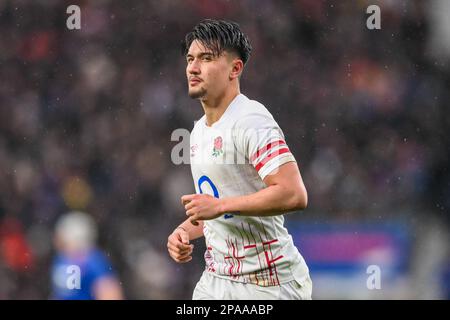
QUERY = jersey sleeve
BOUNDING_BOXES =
[234,112,296,180]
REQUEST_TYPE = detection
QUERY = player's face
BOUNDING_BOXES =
[186,40,233,100]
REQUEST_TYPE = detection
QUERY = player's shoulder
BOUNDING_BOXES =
[235,94,272,117]
[232,94,276,129]
[87,248,110,265]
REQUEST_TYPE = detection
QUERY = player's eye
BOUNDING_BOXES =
[202,55,212,61]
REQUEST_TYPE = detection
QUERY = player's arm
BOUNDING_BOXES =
[176,218,204,239]
[89,253,124,300]
[221,161,307,216]
[182,161,307,223]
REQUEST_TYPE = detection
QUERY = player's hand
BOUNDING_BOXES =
[167,227,194,263]
[182,194,223,225]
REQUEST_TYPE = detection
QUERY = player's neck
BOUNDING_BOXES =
[201,88,240,127]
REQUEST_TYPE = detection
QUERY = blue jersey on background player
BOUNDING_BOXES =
[51,211,123,300]
[51,248,116,300]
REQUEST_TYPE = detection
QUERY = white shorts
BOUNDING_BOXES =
[192,271,312,300]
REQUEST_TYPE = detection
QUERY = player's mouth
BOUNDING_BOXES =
[189,77,202,86]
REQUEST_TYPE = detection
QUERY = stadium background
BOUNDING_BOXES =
[0,0,449,299]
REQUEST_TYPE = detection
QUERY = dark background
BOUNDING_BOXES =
[0,0,448,299]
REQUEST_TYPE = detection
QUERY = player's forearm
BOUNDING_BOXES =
[178,219,204,240]
[219,183,307,217]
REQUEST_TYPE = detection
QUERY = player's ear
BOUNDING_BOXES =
[229,58,243,80]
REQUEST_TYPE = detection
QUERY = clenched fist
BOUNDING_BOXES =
[167,227,194,263]
[182,194,223,226]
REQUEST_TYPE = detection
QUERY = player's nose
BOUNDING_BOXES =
[187,59,201,75]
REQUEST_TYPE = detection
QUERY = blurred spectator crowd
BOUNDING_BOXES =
[0,0,448,299]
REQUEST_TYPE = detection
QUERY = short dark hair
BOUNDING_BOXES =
[182,19,252,65]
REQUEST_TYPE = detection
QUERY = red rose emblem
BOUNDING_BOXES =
[212,136,223,157]
[214,137,222,150]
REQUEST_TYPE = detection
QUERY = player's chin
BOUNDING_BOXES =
[188,87,206,99]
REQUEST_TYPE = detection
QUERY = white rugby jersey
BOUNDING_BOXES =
[189,94,309,286]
